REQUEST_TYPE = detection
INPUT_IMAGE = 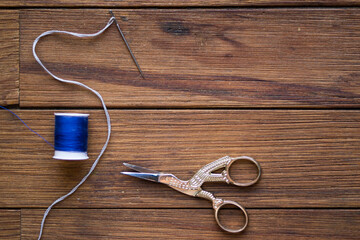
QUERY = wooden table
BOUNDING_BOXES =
[1,2,360,239]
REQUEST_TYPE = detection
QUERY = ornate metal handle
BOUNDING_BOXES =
[196,190,249,233]
[225,156,261,187]
[214,199,249,233]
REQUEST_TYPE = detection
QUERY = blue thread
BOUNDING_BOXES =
[0,105,54,148]
[54,114,88,152]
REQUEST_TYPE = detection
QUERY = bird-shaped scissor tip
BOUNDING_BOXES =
[121,162,161,182]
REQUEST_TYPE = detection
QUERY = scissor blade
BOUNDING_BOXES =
[121,172,160,183]
[123,162,160,174]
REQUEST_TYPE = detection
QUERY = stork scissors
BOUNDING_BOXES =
[122,156,261,233]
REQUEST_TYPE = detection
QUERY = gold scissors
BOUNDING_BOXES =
[122,156,261,233]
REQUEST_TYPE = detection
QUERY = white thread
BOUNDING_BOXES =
[33,17,115,240]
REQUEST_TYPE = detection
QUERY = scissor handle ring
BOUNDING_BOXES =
[214,200,249,233]
[225,156,261,187]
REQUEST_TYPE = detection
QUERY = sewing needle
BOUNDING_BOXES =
[109,10,145,79]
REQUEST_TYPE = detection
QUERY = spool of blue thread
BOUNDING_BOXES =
[53,113,89,160]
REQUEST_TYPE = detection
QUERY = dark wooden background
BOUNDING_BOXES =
[1,1,360,239]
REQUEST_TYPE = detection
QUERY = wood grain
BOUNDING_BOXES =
[0,210,20,240]
[20,9,360,108]
[0,11,19,106]
[2,0,360,7]
[0,110,359,208]
[0,1,20,7]
[22,209,360,239]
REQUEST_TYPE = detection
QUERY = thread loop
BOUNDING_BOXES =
[33,15,114,240]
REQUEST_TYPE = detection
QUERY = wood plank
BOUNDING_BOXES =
[2,1,360,7]
[0,1,20,7]
[0,11,19,106]
[20,9,360,108]
[0,210,20,240]
[0,110,359,208]
[22,209,360,239]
